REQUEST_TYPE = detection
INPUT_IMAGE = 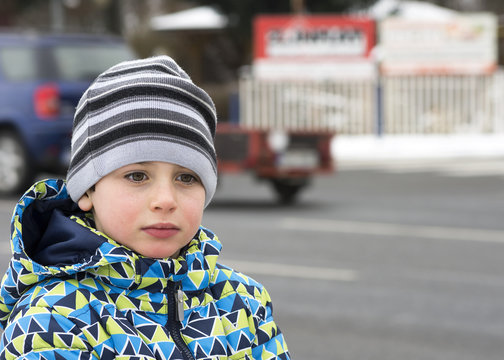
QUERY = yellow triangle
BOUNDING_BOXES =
[94,266,112,277]
[235,283,248,295]
[222,281,235,297]
[53,305,72,317]
[13,218,22,234]
[259,288,271,305]
[46,281,68,297]
[152,325,171,342]
[115,294,136,309]
[254,287,262,298]
[53,332,87,350]
[189,270,205,288]
[203,292,214,305]
[75,291,90,309]
[199,231,209,241]
[19,259,34,273]
[18,274,38,285]
[34,182,48,195]
[174,261,183,273]
[0,303,10,314]
[24,307,47,317]
[156,304,167,314]
[236,272,249,283]
[221,316,234,332]
[32,333,52,350]
[105,317,126,335]
[80,278,100,290]
[260,322,276,339]
[33,297,50,308]
[137,276,159,289]
[276,338,286,353]
[12,334,27,353]
[236,309,251,330]
[71,335,89,350]
[221,269,233,278]
[138,300,157,314]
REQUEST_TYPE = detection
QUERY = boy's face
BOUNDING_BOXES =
[77,161,206,259]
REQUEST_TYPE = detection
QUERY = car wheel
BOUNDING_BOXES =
[270,177,310,205]
[0,131,33,196]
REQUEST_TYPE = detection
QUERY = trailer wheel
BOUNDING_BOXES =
[0,131,33,197]
[270,178,309,205]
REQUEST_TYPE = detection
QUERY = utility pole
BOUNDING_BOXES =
[50,0,64,31]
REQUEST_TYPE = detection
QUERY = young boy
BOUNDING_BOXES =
[0,56,290,359]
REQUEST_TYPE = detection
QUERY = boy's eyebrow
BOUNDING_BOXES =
[121,162,149,169]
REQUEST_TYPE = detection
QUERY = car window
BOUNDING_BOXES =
[53,44,134,81]
[0,42,134,82]
[0,47,38,81]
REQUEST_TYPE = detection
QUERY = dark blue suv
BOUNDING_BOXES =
[0,32,135,196]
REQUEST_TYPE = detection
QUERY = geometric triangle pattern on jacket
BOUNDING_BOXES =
[0,179,290,359]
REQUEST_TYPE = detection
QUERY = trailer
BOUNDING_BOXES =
[215,77,335,203]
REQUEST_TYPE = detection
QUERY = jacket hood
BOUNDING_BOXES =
[0,179,222,328]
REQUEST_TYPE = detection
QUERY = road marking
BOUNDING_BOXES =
[339,159,504,177]
[0,246,358,282]
[405,268,504,287]
[280,217,504,243]
[222,259,358,282]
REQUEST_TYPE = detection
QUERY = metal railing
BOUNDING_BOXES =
[239,70,504,135]
[382,73,502,134]
[239,74,376,134]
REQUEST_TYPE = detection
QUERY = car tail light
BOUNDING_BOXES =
[34,84,60,120]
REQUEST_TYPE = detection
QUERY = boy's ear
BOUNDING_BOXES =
[77,193,93,211]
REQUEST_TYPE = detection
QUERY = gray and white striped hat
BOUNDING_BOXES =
[66,55,217,207]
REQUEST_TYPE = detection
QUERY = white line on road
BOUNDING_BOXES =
[222,259,358,282]
[280,217,504,243]
[0,243,358,282]
[338,159,504,177]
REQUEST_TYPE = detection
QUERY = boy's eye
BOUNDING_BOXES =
[177,173,198,184]
[126,172,147,182]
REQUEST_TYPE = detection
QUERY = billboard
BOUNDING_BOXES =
[254,15,375,60]
[379,13,497,75]
[252,15,376,79]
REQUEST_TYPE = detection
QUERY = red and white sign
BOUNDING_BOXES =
[379,13,497,75]
[252,15,376,79]
[254,15,375,60]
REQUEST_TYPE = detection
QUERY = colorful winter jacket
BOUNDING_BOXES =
[0,179,290,359]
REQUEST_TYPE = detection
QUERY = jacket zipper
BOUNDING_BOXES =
[167,281,195,360]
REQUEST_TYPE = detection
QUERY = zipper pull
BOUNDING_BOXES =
[175,287,185,321]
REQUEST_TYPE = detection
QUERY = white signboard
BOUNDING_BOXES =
[253,15,376,80]
[252,59,376,80]
[379,13,497,75]
[264,27,368,57]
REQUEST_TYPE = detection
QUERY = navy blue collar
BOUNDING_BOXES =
[22,198,105,266]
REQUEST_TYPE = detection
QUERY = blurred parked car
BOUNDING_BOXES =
[0,32,135,196]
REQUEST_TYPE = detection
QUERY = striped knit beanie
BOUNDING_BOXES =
[66,55,218,207]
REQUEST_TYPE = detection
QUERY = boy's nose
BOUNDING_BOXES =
[150,182,177,212]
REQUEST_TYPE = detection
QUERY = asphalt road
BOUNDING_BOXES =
[1,161,504,359]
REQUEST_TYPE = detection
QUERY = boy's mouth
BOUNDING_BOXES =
[142,223,180,239]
